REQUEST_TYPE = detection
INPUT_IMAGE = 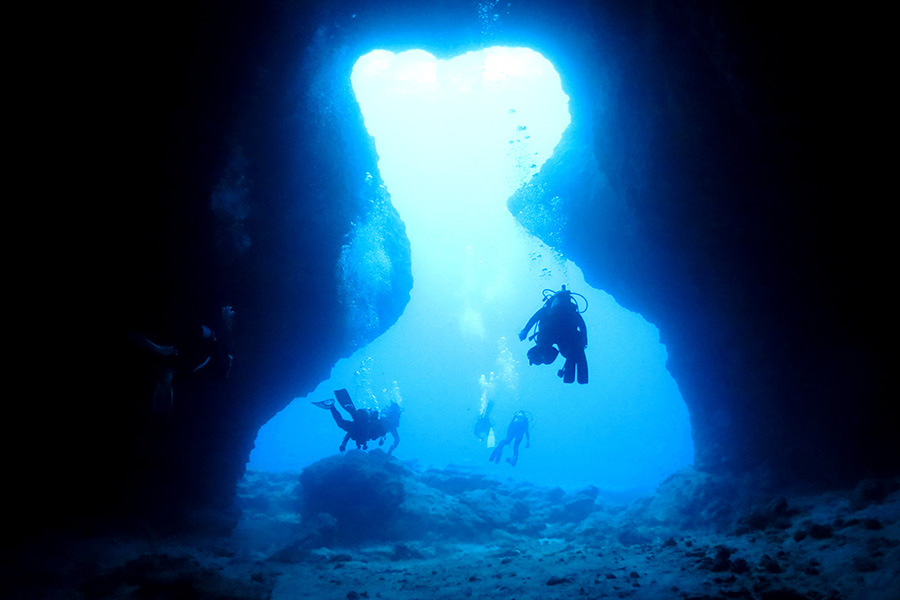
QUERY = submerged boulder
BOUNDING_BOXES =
[299,450,406,543]
[297,452,492,545]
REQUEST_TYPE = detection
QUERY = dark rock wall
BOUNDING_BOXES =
[20,0,893,535]
[548,3,894,485]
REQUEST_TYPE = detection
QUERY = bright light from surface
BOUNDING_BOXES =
[250,48,693,493]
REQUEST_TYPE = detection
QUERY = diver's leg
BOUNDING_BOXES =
[334,388,359,419]
[490,439,509,463]
[506,435,522,466]
[330,405,350,432]
[576,350,588,384]
[556,346,565,378]
[563,356,576,383]
[151,366,175,416]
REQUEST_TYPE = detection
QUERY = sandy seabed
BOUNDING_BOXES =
[5,458,899,600]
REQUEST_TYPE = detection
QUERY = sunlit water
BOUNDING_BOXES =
[249,47,693,492]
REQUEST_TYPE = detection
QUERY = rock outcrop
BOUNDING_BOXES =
[19,0,894,535]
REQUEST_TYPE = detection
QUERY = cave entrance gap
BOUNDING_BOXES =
[250,47,693,492]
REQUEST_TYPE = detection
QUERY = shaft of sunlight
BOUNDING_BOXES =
[249,47,693,493]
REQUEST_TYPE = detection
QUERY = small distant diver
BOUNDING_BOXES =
[489,410,532,466]
[128,305,235,415]
[519,285,588,384]
[473,399,495,446]
[313,388,401,455]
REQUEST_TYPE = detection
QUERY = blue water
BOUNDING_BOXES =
[249,48,693,493]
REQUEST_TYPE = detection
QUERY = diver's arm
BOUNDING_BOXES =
[519,309,544,341]
[128,330,177,357]
[388,429,399,455]
[578,314,588,346]
[525,427,531,448]
[340,432,351,453]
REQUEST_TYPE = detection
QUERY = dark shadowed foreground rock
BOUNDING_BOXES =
[81,553,271,600]
[26,0,893,545]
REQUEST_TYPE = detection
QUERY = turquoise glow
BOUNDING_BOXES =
[250,48,693,492]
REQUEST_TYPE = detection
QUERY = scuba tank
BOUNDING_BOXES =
[542,284,588,314]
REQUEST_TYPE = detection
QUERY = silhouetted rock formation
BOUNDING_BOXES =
[18,0,893,536]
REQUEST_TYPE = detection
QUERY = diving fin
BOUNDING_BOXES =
[334,388,356,412]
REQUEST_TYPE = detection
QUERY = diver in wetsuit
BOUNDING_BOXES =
[519,286,588,384]
[128,305,235,415]
[313,389,402,455]
[368,401,402,456]
[473,399,494,443]
[489,410,531,466]
[312,389,376,453]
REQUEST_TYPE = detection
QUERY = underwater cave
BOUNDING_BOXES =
[8,2,897,599]
[249,46,694,492]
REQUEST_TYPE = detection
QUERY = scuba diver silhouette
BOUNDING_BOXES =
[128,305,235,416]
[489,410,532,466]
[368,400,402,455]
[473,399,495,444]
[313,389,402,454]
[519,285,588,384]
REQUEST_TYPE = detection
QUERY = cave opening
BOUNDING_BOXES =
[250,47,693,492]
